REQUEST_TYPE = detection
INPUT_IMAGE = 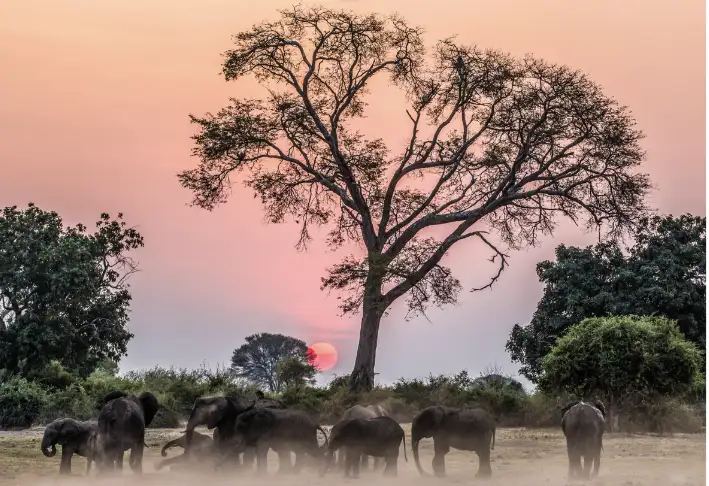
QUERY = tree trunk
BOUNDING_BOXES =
[349,306,384,394]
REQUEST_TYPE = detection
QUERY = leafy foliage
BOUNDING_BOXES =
[230,333,316,392]
[0,203,143,377]
[539,316,703,405]
[276,355,318,390]
[507,214,706,381]
[178,6,651,392]
[0,377,49,429]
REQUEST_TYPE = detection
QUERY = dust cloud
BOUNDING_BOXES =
[1,426,705,486]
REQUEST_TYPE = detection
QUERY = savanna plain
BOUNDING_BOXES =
[0,425,704,486]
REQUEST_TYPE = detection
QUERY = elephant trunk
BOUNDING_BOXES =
[161,437,183,457]
[411,430,430,477]
[41,436,57,458]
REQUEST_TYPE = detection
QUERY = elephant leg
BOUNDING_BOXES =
[129,440,144,474]
[383,454,397,477]
[115,449,124,472]
[346,449,361,479]
[476,446,492,478]
[432,440,450,478]
[59,447,73,475]
[592,443,601,477]
[566,441,578,479]
[360,454,369,472]
[337,448,345,470]
[275,447,292,474]
[242,446,257,470]
[255,442,269,475]
[582,453,593,479]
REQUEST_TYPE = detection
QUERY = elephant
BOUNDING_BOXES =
[561,400,606,479]
[41,418,98,475]
[337,404,390,471]
[412,405,496,478]
[94,390,159,474]
[321,416,407,479]
[156,430,214,471]
[184,391,286,469]
[230,407,328,475]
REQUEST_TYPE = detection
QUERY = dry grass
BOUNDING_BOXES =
[0,425,704,486]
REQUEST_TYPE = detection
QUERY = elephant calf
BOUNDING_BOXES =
[41,418,98,475]
[156,430,214,471]
[232,407,329,475]
[561,400,606,479]
[321,416,407,478]
[412,405,496,479]
[337,404,389,471]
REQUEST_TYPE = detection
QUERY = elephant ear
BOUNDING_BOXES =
[191,397,231,429]
[138,392,160,427]
[559,401,578,419]
[593,401,607,417]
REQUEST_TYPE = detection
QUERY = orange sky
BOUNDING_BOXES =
[0,0,705,384]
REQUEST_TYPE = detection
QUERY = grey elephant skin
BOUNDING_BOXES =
[561,400,606,479]
[157,430,214,471]
[337,404,389,470]
[412,405,496,478]
[184,393,286,468]
[232,407,328,475]
[94,390,159,474]
[321,416,407,478]
[41,418,98,475]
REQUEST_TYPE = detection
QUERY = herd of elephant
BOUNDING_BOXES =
[40,389,607,481]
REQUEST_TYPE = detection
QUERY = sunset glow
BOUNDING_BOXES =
[308,342,338,371]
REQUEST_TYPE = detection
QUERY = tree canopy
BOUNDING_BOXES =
[230,332,317,392]
[179,5,650,392]
[539,315,703,410]
[507,214,706,382]
[0,203,143,378]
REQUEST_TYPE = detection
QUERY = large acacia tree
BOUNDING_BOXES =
[179,6,651,392]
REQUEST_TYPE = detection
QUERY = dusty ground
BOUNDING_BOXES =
[0,425,704,486]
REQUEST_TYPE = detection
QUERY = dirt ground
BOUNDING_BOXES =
[0,425,704,486]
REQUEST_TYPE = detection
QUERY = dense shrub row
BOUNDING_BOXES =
[0,361,703,433]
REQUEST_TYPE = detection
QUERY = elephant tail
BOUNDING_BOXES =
[317,426,329,445]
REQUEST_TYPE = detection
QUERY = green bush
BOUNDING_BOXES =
[0,362,702,433]
[0,378,49,429]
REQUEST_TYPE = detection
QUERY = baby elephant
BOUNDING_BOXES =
[156,430,214,471]
[41,418,97,475]
[322,416,407,478]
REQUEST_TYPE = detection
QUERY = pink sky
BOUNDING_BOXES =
[0,0,705,384]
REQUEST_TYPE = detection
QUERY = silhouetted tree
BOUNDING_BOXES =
[230,332,315,392]
[0,203,143,377]
[507,214,706,382]
[179,6,651,392]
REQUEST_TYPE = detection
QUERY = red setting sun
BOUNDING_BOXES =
[308,342,338,371]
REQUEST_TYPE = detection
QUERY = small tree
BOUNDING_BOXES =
[276,355,318,390]
[179,6,651,392]
[0,203,143,377]
[539,315,703,430]
[507,214,706,382]
[230,333,313,392]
